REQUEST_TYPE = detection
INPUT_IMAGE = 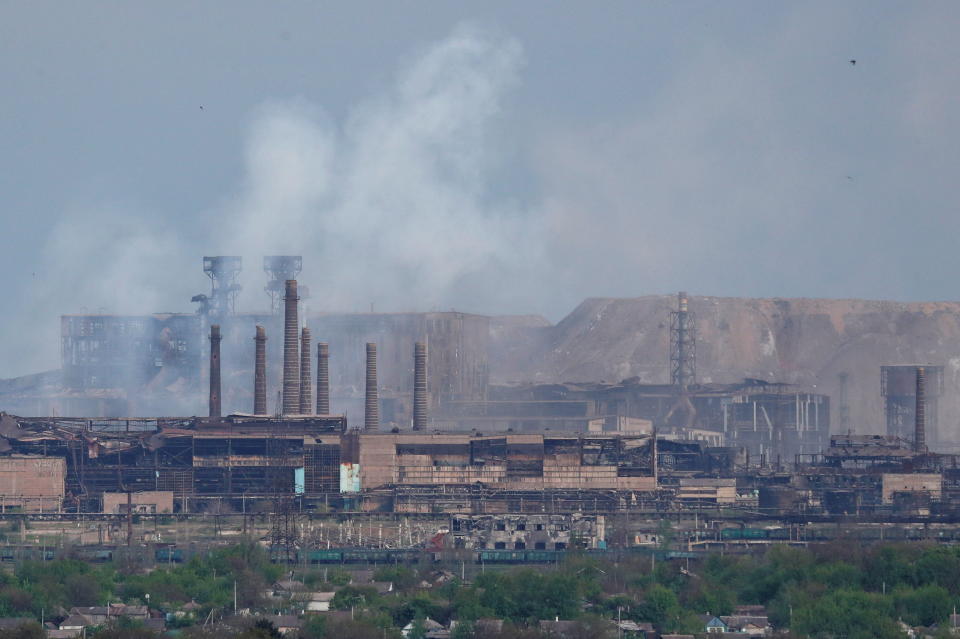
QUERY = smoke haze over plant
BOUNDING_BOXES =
[1,3,960,378]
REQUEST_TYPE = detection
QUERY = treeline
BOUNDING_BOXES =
[2,541,960,638]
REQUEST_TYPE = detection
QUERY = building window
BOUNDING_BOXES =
[494,542,506,550]
[514,541,525,550]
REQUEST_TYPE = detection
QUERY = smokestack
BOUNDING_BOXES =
[916,366,927,453]
[365,342,379,432]
[316,342,330,415]
[254,325,267,415]
[299,327,313,415]
[413,342,428,431]
[281,280,300,415]
[209,324,222,418]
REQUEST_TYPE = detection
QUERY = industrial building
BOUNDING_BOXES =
[0,256,955,539]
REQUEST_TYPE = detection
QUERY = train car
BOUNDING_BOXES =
[477,550,527,564]
[522,550,562,563]
[155,547,184,563]
[78,547,115,563]
[342,549,391,563]
[303,549,343,564]
[721,527,769,540]
[767,528,792,540]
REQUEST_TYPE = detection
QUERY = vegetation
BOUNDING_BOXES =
[6,540,960,637]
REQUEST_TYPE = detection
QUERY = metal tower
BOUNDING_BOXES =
[192,256,242,318]
[669,291,696,388]
[264,256,302,315]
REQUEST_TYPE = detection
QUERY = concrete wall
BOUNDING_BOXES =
[881,473,942,504]
[103,491,174,514]
[0,456,65,512]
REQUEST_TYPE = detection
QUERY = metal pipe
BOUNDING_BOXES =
[281,280,300,415]
[254,325,267,415]
[365,342,379,432]
[413,342,428,431]
[317,342,330,415]
[209,324,222,417]
[299,327,312,415]
[916,366,926,453]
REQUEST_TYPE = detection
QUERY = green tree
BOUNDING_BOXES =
[636,584,679,626]
[792,589,901,639]
[894,584,951,627]
[331,585,378,611]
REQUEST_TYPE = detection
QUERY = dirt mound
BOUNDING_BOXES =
[489,296,960,443]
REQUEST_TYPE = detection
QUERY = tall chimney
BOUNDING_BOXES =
[209,324,222,418]
[413,342,428,431]
[916,366,927,453]
[281,280,300,415]
[299,327,312,415]
[254,325,267,415]
[365,342,379,432]
[316,342,330,415]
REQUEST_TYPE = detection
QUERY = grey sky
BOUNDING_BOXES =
[1,2,958,378]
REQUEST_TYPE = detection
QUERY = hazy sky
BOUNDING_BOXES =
[1,2,959,377]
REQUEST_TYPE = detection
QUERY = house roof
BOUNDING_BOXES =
[371,581,394,594]
[735,605,767,614]
[292,591,337,602]
[60,614,95,629]
[0,618,36,629]
[263,615,302,629]
[720,614,770,628]
[404,618,444,631]
[69,607,108,617]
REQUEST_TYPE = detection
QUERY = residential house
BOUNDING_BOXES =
[262,614,302,635]
[539,619,579,637]
[720,613,771,636]
[291,591,337,612]
[701,614,729,633]
[371,581,395,595]
[402,617,445,638]
[613,619,655,638]
[0,618,37,631]
[59,614,96,633]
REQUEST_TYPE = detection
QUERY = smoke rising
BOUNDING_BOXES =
[226,24,532,314]
[6,24,535,379]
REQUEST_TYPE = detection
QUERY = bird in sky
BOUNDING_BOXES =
[849,59,856,65]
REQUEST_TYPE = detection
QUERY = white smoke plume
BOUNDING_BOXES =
[225,24,532,313]
[7,24,535,379]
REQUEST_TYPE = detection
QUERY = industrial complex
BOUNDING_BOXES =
[0,256,955,557]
